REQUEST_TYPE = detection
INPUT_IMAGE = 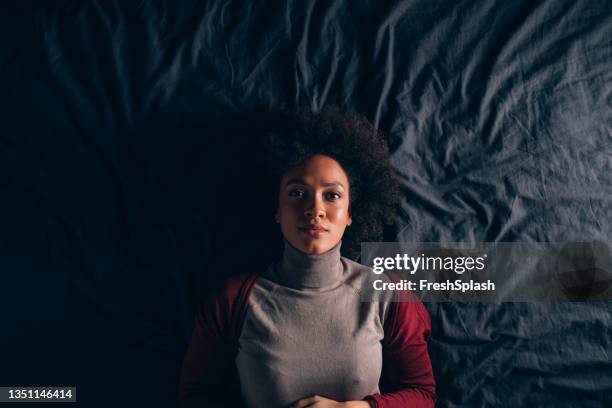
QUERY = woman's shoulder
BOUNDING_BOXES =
[340,257,396,304]
[340,257,397,288]
[200,273,260,318]
[340,257,431,327]
[208,272,260,303]
[196,273,261,341]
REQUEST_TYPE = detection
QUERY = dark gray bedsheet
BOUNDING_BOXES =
[1,1,610,407]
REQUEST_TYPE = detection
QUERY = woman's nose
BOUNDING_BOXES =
[304,197,325,218]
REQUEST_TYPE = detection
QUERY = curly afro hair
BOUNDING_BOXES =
[261,106,400,257]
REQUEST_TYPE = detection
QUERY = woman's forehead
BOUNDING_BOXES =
[281,155,350,186]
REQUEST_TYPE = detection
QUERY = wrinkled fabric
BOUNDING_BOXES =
[1,1,611,407]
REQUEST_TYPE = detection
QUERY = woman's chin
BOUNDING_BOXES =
[301,240,335,255]
[285,233,340,255]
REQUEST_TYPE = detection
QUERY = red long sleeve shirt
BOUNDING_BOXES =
[179,272,436,408]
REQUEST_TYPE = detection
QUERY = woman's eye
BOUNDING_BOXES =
[326,192,342,200]
[288,189,305,197]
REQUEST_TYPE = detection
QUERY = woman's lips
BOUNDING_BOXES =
[300,227,328,237]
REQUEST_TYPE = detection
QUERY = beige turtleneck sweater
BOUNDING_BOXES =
[235,241,393,408]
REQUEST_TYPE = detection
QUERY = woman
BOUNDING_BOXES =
[179,107,436,408]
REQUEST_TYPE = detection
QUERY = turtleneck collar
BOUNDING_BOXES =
[273,240,344,289]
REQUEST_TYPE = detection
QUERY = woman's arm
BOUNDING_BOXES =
[178,274,256,408]
[178,296,242,407]
[364,298,436,408]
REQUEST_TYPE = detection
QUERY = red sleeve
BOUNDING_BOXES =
[364,296,436,408]
[178,274,256,408]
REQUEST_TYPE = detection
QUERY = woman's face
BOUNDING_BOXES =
[276,154,352,255]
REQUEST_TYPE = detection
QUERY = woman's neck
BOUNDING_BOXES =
[275,240,343,289]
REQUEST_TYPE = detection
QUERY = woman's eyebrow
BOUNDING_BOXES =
[285,178,307,186]
[285,178,345,188]
[322,181,344,189]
